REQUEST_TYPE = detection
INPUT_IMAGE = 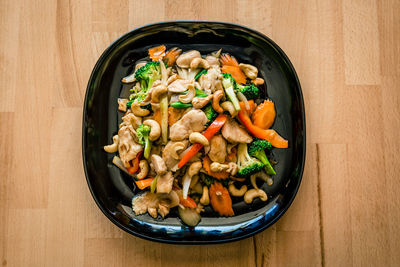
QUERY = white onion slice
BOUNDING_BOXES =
[237,91,250,111]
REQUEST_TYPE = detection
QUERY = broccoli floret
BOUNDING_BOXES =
[222,73,241,111]
[128,61,161,104]
[236,143,265,177]
[126,100,133,109]
[202,104,218,126]
[237,83,260,100]
[248,139,276,175]
[134,61,161,92]
[136,124,152,159]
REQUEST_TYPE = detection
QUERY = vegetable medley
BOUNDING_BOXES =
[104,45,288,227]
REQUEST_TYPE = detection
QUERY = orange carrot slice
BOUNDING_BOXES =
[135,178,154,190]
[252,100,276,129]
[163,47,182,66]
[221,65,247,84]
[220,54,240,67]
[148,45,166,61]
[209,182,234,216]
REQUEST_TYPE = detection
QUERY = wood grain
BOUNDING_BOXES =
[1,0,399,266]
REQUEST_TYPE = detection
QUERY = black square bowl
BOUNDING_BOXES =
[82,21,306,244]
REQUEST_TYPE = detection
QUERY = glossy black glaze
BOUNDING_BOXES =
[82,21,306,244]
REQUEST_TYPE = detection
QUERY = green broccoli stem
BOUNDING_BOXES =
[147,78,156,92]
[224,86,241,111]
[253,150,276,175]
[144,137,151,159]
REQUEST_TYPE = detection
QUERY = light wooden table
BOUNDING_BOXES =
[1,0,399,266]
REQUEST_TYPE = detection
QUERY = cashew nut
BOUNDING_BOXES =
[143,119,161,141]
[190,57,210,69]
[212,90,224,113]
[167,74,178,85]
[229,183,247,197]
[131,101,150,116]
[244,189,268,204]
[189,132,209,146]
[117,98,128,112]
[252,77,264,85]
[250,172,271,190]
[151,85,168,103]
[192,95,212,109]
[200,186,210,205]
[190,174,199,188]
[136,160,149,179]
[239,63,258,80]
[170,142,186,160]
[221,101,238,117]
[188,161,202,177]
[227,162,238,176]
[210,162,229,172]
[179,84,196,103]
[176,50,201,68]
[104,135,119,153]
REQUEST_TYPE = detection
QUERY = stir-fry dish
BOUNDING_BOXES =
[104,45,288,226]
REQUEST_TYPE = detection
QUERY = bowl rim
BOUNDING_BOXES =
[82,20,306,244]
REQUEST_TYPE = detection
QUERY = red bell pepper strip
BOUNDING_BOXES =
[177,114,227,168]
[127,151,142,174]
[179,194,197,208]
[238,102,288,148]
[173,187,197,208]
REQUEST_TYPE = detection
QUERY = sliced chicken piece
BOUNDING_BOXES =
[208,135,227,163]
[168,79,193,93]
[132,191,178,218]
[120,112,142,129]
[131,192,158,215]
[222,118,252,143]
[205,55,220,67]
[151,154,167,175]
[199,66,221,94]
[169,110,208,141]
[157,171,174,194]
[118,125,143,168]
